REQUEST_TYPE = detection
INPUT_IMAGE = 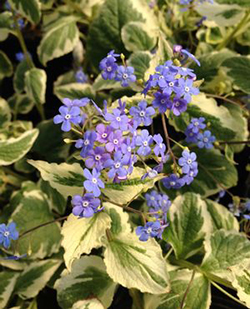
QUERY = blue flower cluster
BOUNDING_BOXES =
[143,50,200,116]
[185,117,216,149]
[136,190,171,241]
[0,222,19,249]
[163,149,198,189]
[99,50,136,87]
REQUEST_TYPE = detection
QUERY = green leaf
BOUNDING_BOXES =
[61,213,111,271]
[128,51,152,80]
[32,119,70,162]
[144,269,211,309]
[222,56,250,94]
[92,74,121,91]
[195,3,244,27]
[216,0,250,8]
[121,21,156,52]
[54,83,95,100]
[11,189,61,258]
[0,97,11,129]
[201,230,250,273]
[72,299,104,309]
[55,255,117,309]
[104,234,170,294]
[38,16,80,65]
[231,261,250,308]
[0,129,39,166]
[205,199,239,231]
[0,12,13,42]
[25,68,47,105]
[163,147,238,198]
[15,259,62,299]
[27,160,84,198]
[39,180,67,215]
[0,51,13,79]
[169,92,244,142]
[103,166,165,205]
[14,59,30,93]
[9,0,41,24]
[86,0,158,69]
[164,193,213,259]
[8,94,34,115]
[0,271,19,309]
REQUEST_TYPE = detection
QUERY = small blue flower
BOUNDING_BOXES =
[180,49,201,66]
[99,51,119,80]
[15,52,25,62]
[197,130,216,149]
[153,134,166,157]
[135,129,153,156]
[53,106,82,132]
[106,130,124,153]
[96,124,112,144]
[115,65,136,87]
[152,92,172,113]
[104,151,128,179]
[171,96,188,116]
[145,190,161,208]
[129,101,155,127]
[185,128,199,143]
[105,108,129,131]
[76,130,97,158]
[183,168,198,185]
[83,168,105,197]
[178,150,198,174]
[72,193,101,218]
[162,174,185,189]
[136,221,162,241]
[85,146,111,170]
[0,222,19,249]
[75,68,88,83]
[63,97,89,108]
[175,78,199,103]
[187,117,206,133]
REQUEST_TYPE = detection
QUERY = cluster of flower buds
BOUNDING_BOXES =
[185,117,216,149]
[136,190,171,241]
[143,48,200,117]
[99,50,136,87]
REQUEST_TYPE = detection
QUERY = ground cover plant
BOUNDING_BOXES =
[0,0,250,308]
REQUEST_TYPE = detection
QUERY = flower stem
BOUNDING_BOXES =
[211,281,246,307]
[180,269,196,309]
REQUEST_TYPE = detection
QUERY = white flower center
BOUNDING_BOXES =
[190,171,194,177]
[194,121,199,126]
[127,146,131,152]
[160,99,165,104]
[139,111,145,117]
[116,116,121,122]
[115,162,121,168]
[84,139,89,146]
[143,141,148,146]
[170,181,176,186]
[113,139,119,145]
[92,178,97,184]
[175,102,180,107]
[185,86,190,92]
[65,114,71,120]
[187,159,192,164]
[204,137,208,143]
[3,231,9,237]
[159,75,164,79]
[82,201,89,207]
[147,227,152,233]
[95,155,101,161]
[107,66,112,72]
[169,82,174,87]
[102,133,107,138]
[123,73,128,79]
[150,196,155,200]
[159,143,163,148]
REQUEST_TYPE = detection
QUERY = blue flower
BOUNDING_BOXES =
[178,150,198,174]
[135,129,153,156]
[183,168,198,185]
[153,134,166,157]
[175,78,199,103]
[75,68,88,83]
[187,117,206,133]
[130,101,155,127]
[115,65,136,87]
[96,124,112,144]
[53,106,82,132]
[171,96,188,116]
[99,51,119,80]
[63,97,89,108]
[0,222,19,249]
[162,174,185,189]
[145,190,161,208]
[185,128,199,143]
[152,92,172,113]
[180,49,201,66]
[104,151,128,179]
[105,108,129,131]
[136,221,161,241]
[83,168,105,197]
[197,130,216,149]
[72,193,101,218]
[106,130,124,152]
[76,131,97,158]
[15,52,25,62]
[85,146,111,170]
